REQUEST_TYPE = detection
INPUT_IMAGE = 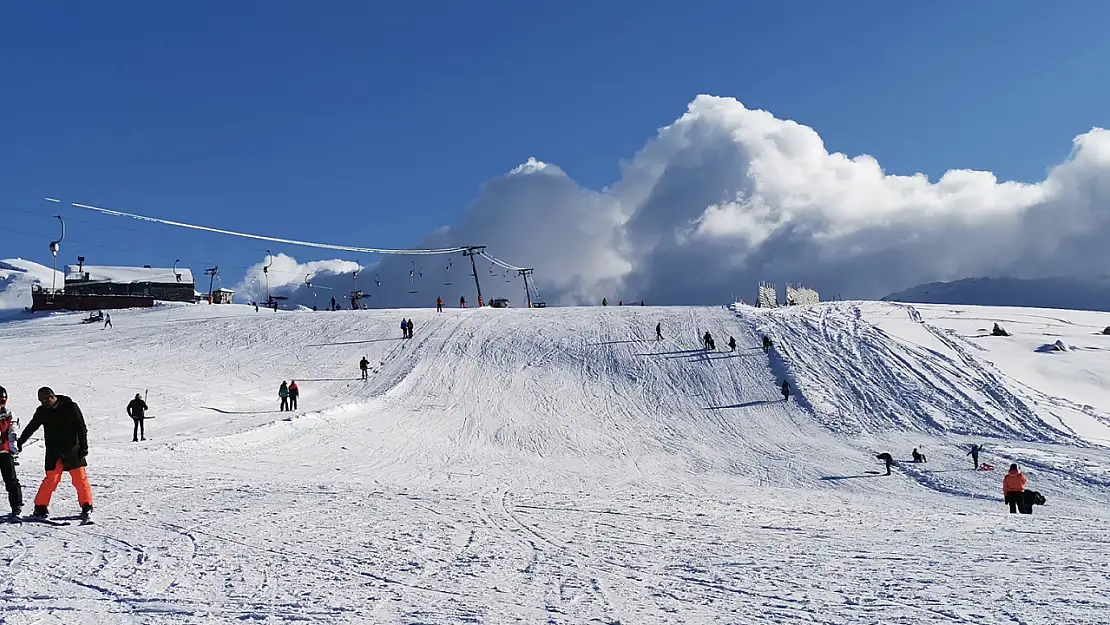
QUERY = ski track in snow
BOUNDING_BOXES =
[0,301,1108,623]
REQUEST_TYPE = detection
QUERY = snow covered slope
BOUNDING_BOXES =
[884,276,1110,312]
[0,302,1107,623]
[0,257,61,313]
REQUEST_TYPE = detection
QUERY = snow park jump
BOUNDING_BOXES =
[1,269,1109,622]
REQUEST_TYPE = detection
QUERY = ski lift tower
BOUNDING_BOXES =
[517,268,535,308]
[462,246,486,307]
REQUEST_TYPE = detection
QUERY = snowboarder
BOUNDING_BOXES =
[0,386,23,517]
[876,452,895,476]
[602,298,607,306]
[279,382,290,412]
[17,387,94,521]
[359,356,370,381]
[103,314,112,329]
[912,447,927,463]
[656,323,663,341]
[728,336,736,352]
[703,331,713,351]
[762,335,772,354]
[1003,463,1028,514]
[288,381,299,411]
[968,444,983,469]
[126,393,148,442]
[437,297,443,313]
[781,380,791,402]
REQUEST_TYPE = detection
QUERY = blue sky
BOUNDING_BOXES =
[2,1,1109,289]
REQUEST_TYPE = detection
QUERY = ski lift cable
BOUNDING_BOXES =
[71,201,470,256]
[479,251,525,272]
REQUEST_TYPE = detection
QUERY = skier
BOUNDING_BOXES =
[912,447,927,463]
[126,393,148,442]
[17,387,94,521]
[781,380,791,402]
[1003,463,1028,514]
[656,323,663,341]
[103,313,112,329]
[279,381,290,412]
[359,356,370,381]
[400,318,409,339]
[876,452,895,476]
[288,381,299,411]
[0,386,23,517]
[762,335,772,354]
[437,297,443,313]
[728,336,736,352]
[968,444,983,470]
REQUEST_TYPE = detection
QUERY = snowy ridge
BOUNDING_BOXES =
[0,302,1107,623]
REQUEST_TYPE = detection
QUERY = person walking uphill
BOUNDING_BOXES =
[127,393,148,442]
[17,388,94,520]
[288,381,299,411]
[0,386,24,517]
[1003,463,1028,514]
[279,381,290,412]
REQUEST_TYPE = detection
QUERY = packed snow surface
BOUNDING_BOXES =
[0,301,1108,624]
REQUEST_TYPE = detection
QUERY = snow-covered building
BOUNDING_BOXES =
[64,262,196,302]
[212,288,235,304]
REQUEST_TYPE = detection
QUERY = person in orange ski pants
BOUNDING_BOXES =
[17,387,94,520]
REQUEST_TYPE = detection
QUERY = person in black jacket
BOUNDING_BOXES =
[17,387,94,520]
[127,393,148,442]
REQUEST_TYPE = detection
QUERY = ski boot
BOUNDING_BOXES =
[80,503,93,521]
[31,505,48,519]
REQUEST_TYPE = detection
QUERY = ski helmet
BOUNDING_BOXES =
[0,386,6,401]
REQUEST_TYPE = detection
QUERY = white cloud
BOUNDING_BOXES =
[238,95,1110,307]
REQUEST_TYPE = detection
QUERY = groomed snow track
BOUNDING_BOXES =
[0,301,1107,623]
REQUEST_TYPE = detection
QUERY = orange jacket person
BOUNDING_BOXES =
[1002,463,1027,514]
[17,387,94,521]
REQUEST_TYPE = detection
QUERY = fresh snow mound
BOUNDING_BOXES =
[0,301,1106,623]
[0,257,62,312]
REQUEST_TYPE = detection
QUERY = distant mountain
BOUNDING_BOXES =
[0,258,63,312]
[883,277,1110,312]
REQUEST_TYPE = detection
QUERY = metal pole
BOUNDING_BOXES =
[518,268,533,308]
[464,246,485,306]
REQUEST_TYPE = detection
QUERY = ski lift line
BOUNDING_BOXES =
[479,251,526,272]
[71,202,470,256]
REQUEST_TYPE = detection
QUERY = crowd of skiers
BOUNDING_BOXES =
[0,385,95,521]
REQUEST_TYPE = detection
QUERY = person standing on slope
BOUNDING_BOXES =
[781,380,790,402]
[437,297,443,313]
[406,318,415,339]
[126,393,148,442]
[762,335,772,354]
[359,356,370,381]
[968,444,984,470]
[460,296,466,308]
[703,331,713,351]
[103,313,112,329]
[17,387,94,520]
[656,323,663,341]
[876,452,895,476]
[1003,463,1028,514]
[728,336,736,352]
[288,381,299,411]
[0,387,24,517]
[279,381,290,412]
[400,318,408,339]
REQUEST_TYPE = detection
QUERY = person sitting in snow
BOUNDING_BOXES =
[992,323,1010,337]
[912,447,927,463]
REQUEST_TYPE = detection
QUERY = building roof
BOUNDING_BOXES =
[215,288,234,293]
[65,265,195,285]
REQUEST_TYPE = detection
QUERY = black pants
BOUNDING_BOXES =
[0,454,22,513]
[132,418,145,441]
[1005,491,1023,514]
[280,397,289,411]
[290,396,298,410]
[361,369,368,380]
